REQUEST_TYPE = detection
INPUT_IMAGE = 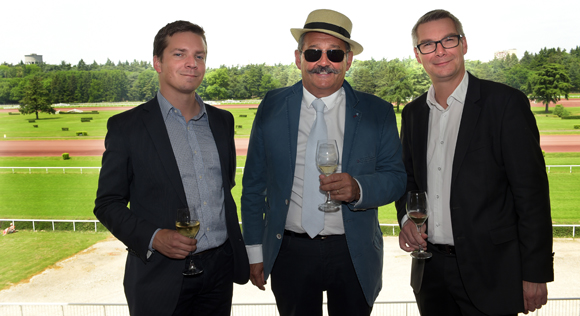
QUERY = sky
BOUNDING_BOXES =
[1,0,579,69]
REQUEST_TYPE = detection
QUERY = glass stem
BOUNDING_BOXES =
[416,224,424,252]
[326,191,332,203]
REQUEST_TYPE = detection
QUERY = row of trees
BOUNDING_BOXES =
[2,46,578,115]
[347,47,578,112]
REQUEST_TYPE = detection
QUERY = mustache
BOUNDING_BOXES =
[307,66,340,75]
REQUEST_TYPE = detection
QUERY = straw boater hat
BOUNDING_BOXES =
[291,9,364,55]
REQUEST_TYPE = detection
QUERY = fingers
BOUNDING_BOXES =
[250,263,266,291]
[319,173,360,203]
[152,229,197,259]
[523,281,548,314]
[399,231,415,252]
[399,221,427,252]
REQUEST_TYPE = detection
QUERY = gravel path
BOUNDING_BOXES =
[1,236,578,304]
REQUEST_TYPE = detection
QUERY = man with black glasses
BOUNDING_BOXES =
[396,9,554,316]
[241,8,406,316]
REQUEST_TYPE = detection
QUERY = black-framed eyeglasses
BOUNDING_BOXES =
[301,49,347,63]
[416,35,463,54]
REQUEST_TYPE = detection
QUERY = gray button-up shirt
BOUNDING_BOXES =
[157,91,227,253]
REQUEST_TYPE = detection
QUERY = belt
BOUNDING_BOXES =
[193,240,227,256]
[284,230,343,240]
[428,242,456,255]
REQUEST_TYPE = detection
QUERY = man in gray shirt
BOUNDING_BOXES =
[94,20,249,316]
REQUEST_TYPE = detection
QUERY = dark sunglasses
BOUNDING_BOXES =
[302,49,346,63]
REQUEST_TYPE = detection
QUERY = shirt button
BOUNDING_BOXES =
[276,234,282,239]
[207,227,210,231]
[436,195,440,199]
[204,201,207,205]
[440,141,444,144]
[438,167,441,171]
[285,199,289,205]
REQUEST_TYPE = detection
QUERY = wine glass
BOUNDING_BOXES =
[176,207,203,275]
[406,190,432,259]
[316,139,340,212]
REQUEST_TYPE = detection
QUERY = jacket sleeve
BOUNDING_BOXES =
[94,115,158,263]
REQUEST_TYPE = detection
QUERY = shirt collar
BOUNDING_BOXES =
[157,91,207,121]
[302,87,344,110]
[426,71,469,111]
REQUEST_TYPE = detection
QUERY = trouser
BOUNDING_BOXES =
[271,231,372,316]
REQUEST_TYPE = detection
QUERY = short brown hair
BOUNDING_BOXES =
[411,10,464,46]
[153,21,206,61]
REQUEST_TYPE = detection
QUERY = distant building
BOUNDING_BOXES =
[494,49,517,59]
[25,54,43,65]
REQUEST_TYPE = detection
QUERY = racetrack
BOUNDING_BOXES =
[0,134,577,157]
[1,101,579,157]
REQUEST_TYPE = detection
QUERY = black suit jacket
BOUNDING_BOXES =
[395,73,554,315]
[94,97,249,316]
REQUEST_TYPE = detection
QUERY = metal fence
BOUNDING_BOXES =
[2,219,102,232]
[1,299,578,316]
[546,165,580,173]
[2,165,578,174]
[1,219,578,238]
[0,167,101,174]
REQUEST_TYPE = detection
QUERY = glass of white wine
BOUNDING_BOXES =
[316,139,341,212]
[176,207,203,276]
[406,190,432,259]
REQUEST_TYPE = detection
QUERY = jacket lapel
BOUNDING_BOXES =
[414,98,430,189]
[342,81,360,172]
[451,73,482,186]
[141,98,188,207]
[287,82,304,172]
[206,104,233,188]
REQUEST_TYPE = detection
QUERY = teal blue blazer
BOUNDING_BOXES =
[241,80,406,306]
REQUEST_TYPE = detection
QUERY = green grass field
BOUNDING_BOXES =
[2,106,579,141]
[0,231,110,290]
[1,154,579,224]
[1,105,578,293]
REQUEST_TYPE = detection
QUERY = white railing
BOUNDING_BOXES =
[0,167,101,174]
[1,220,577,238]
[546,165,580,173]
[2,219,101,232]
[1,165,577,174]
[0,299,578,316]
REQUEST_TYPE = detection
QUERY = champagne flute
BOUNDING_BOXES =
[176,207,203,276]
[316,139,340,212]
[406,190,432,259]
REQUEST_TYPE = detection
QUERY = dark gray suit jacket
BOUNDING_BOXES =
[395,73,553,315]
[94,97,249,316]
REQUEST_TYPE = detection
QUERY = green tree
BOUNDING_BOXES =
[18,75,54,119]
[504,64,532,94]
[258,73,281,97]
[349,66,376,94]
[530,63,571,113]
[204,68,230,100]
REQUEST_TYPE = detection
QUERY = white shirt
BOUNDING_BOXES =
[285,87,347,235]
[246,86,364,264]
[425,71,468,245]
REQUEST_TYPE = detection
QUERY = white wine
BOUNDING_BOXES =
[408,211,428,225]
[318,164,338,176]
[176,220,200,238]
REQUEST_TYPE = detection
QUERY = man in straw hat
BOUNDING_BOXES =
[241,9,406,315]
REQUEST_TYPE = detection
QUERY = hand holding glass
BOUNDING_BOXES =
[316,140,340,212]
[406,190,432,259]
[176,207,203,275]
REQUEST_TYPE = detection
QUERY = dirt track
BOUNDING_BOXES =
[0,134,577,157]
